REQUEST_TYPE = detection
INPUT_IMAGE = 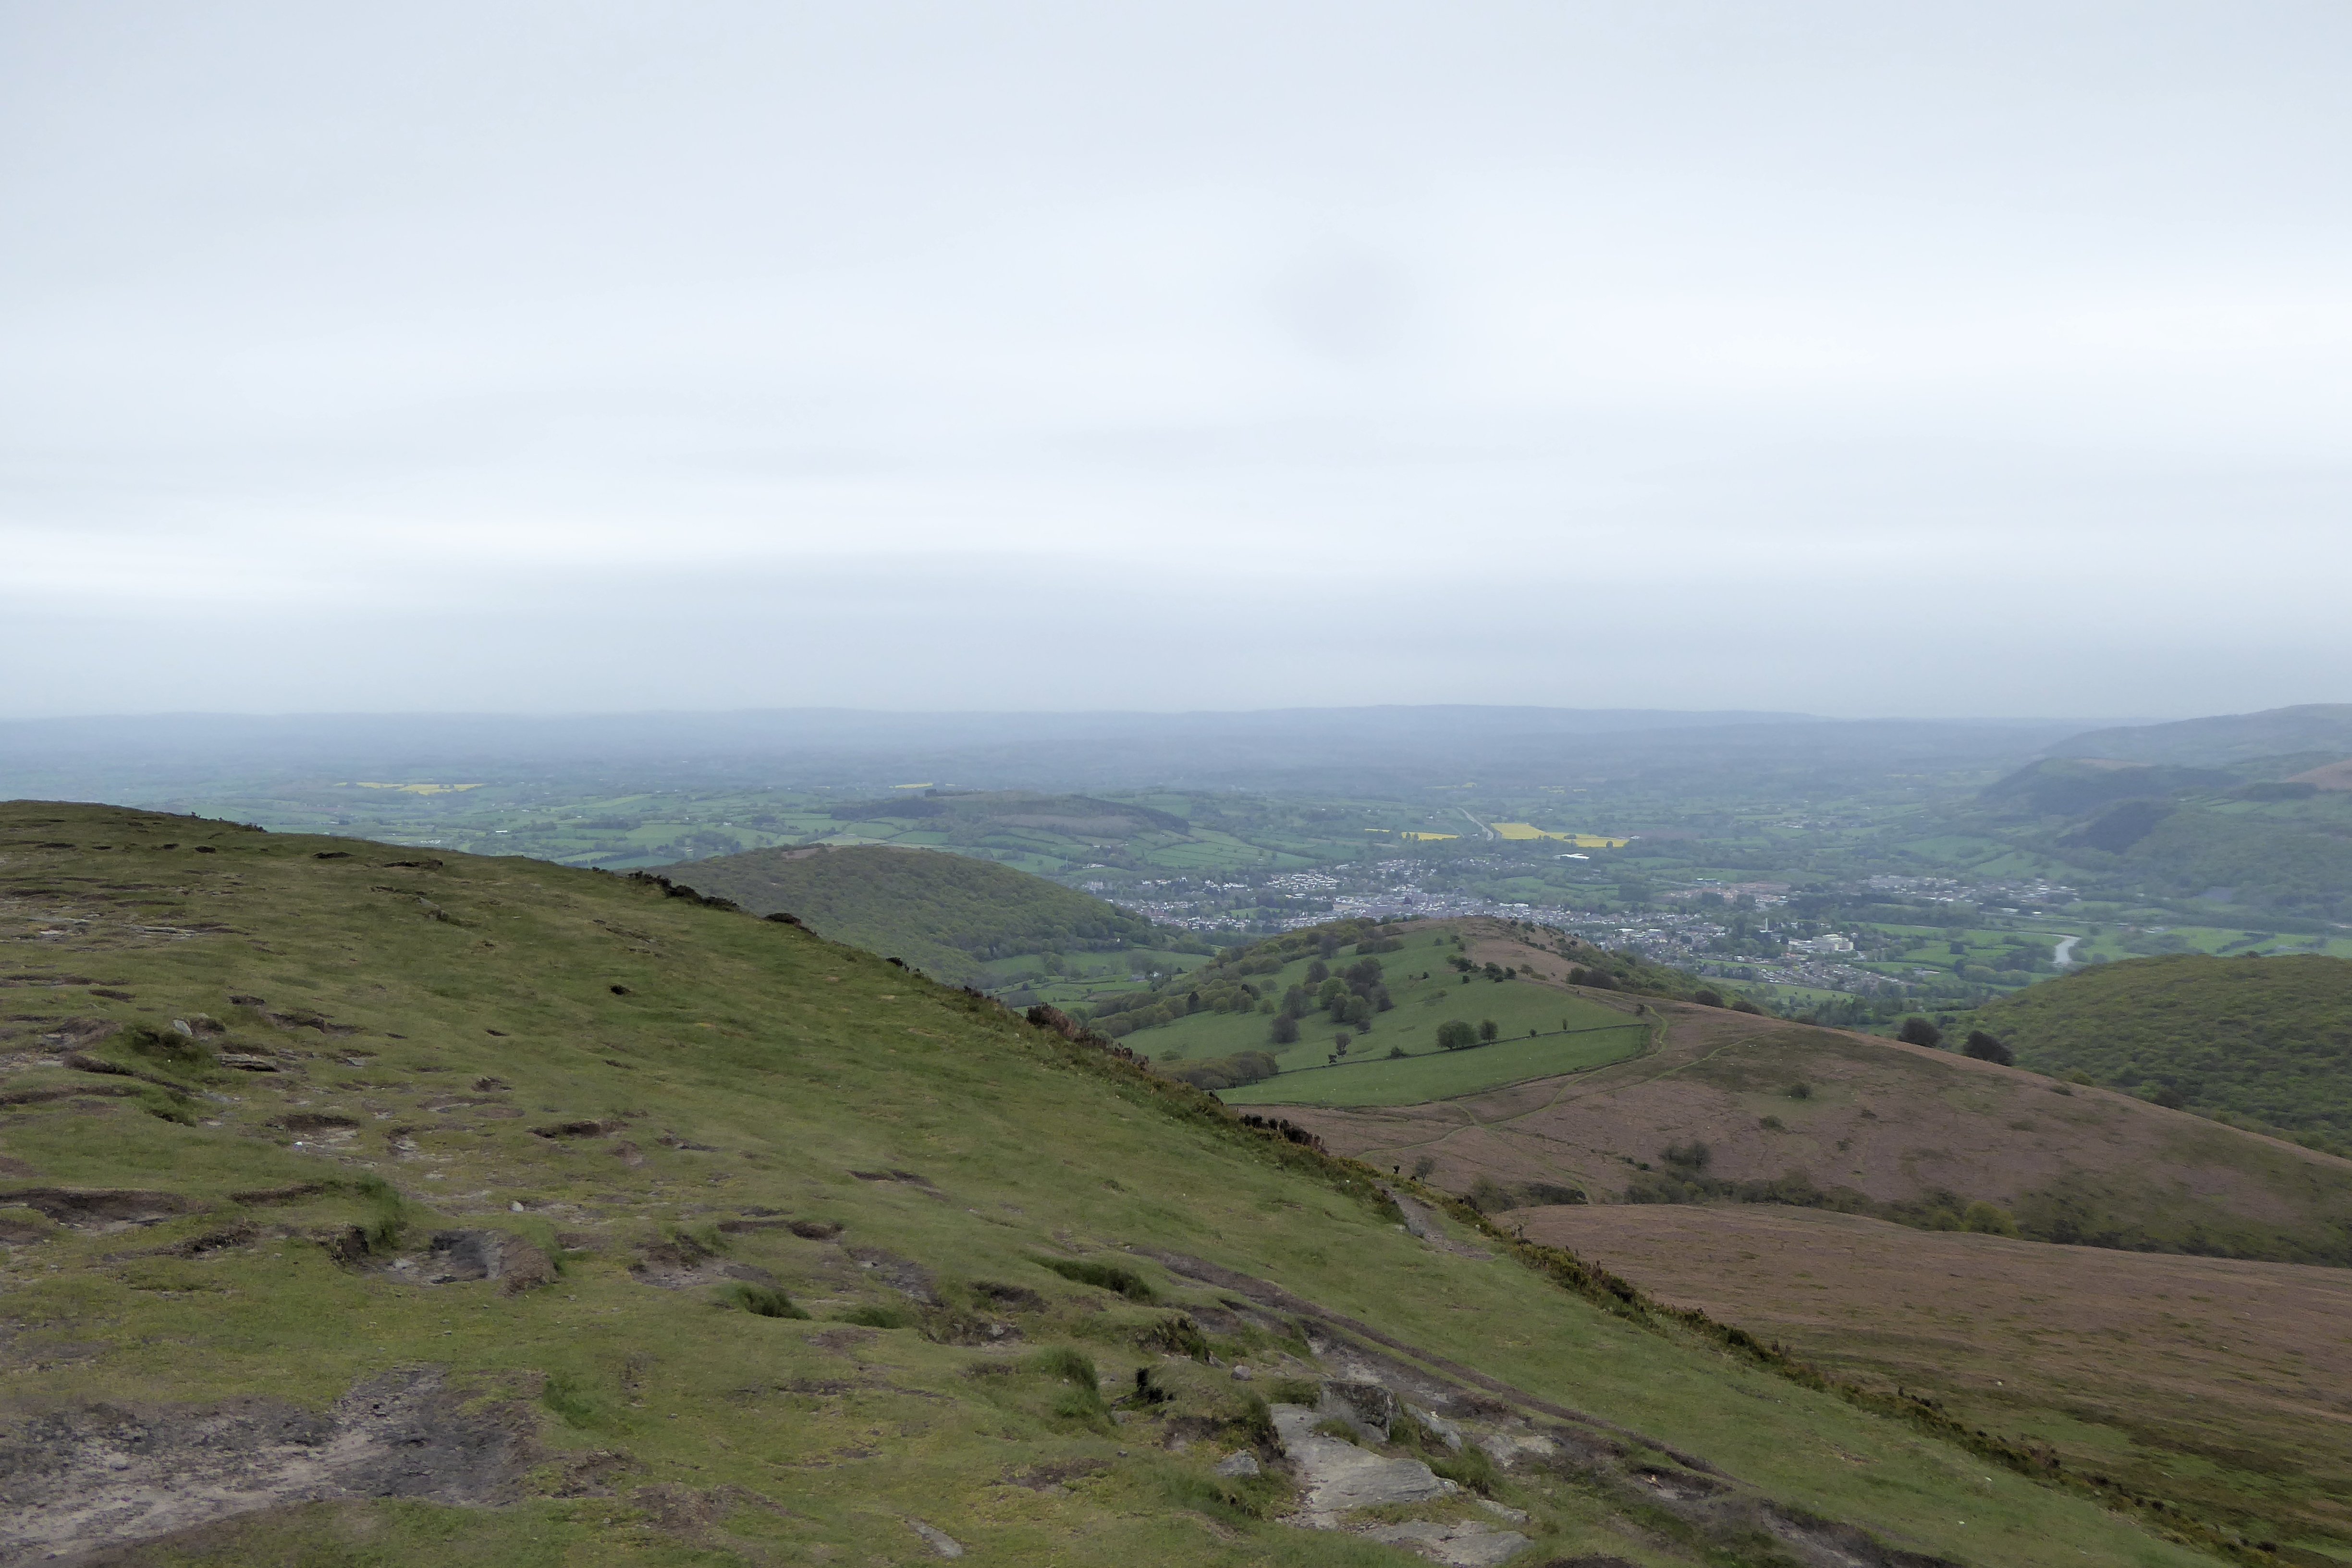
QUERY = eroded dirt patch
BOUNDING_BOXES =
[0,1367,530,1563]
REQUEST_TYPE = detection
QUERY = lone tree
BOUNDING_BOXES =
[1962,1030,2013,1065]
[1898,1016,1943,1048]
[1478,1019,1500,1043]
[1436,1019,1479,1051]
[1269,1013,1299,1045]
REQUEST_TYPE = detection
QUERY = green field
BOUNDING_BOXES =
[1218,1021,1647,1107]
[1113,926,1648,1102]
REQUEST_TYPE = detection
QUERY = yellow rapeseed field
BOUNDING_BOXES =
[1491,823,1629,847]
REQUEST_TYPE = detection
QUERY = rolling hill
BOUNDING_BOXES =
[1098,919,1746,1110]
[649,841,1169,983]
[0,801,2252,1567]
[1283,927,2352,1266]
[1964,953,2352,1150]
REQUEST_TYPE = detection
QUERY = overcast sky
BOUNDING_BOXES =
[4,2,2348,719]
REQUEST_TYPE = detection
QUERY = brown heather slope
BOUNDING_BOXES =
[1278,928,2352,1264]
[1516,1205,2352,1564]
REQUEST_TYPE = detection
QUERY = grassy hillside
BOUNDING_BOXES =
[1525,1205,2352,1563]
[1102,923,1651,1109]
[650,842,1168,983]
[1289,930,2352,1266]
[0,802,2251,1567]
[1966,954,2352,1151]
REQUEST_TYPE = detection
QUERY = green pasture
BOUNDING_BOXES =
[1118,927,1645,1093]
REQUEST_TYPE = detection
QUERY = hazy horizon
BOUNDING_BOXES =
[7,3,2351,720]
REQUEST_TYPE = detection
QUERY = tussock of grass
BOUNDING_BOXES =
[1034,1255,1156,1301]
[726,1282,810,1319]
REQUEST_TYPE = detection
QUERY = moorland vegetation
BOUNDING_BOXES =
[0,801,2266,1567]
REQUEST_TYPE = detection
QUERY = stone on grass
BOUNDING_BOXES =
[907,1519,964,1558]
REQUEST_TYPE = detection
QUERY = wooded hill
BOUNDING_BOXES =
[0,802,2254,1567]
[1965,953,2352,1153]
[650,842,1166,983]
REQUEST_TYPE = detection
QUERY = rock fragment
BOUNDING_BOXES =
[907,1519,965,1558]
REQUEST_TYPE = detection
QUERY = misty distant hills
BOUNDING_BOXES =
[2047,703,2352,767]
[0,705,2096,796]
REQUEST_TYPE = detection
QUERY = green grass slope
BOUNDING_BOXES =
[1106,924,1649,1108]
[1968,954,2352,1150]
[0,803,2253,1567]
[650,841,1164,984]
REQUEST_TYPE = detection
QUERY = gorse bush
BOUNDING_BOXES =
[835,1301,912,1328]
[1963,1030,2013,1065]
[728,1282,811,1319]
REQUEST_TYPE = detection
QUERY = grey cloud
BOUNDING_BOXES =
[2,2,2349,718]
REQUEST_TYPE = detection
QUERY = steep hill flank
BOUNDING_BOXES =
[1965,954,2352,1150]
[1520,1205,2352,1558]
[1282,931,2352,1266]
[651,842,1164,982]
[0,802,2235,1568]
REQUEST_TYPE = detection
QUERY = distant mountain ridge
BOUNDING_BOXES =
[0,705,2095,795]
[2048,703,2352,767]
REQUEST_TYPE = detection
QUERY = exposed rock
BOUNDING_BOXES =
[907,1518,966,1558]
[531,1118,615,1139]
[393,1230,556,1293]
[849,1246,937,1303]
[629,1236,775,1291]
[1270,1404,1455,1520]
[968,1280,1044,1312]
[1213,1450,1260,1478]
[1383,1188,1493,1259]
[0,1188,194,1233]
[1409,1404,1466,1451]
[1473,1430,1558,1467]
[1320,1379,1397,1441]
[0,1366,528,1561]
[1357,1518,1531,1566]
